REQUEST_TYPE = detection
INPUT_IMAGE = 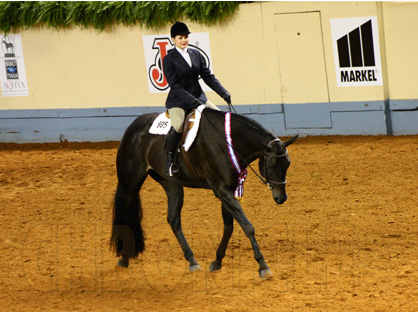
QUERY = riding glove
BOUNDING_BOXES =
[223,92,231,105]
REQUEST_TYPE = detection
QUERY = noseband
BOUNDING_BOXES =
[263,139,288,189]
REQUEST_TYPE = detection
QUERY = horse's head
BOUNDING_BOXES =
[259,135,298,205]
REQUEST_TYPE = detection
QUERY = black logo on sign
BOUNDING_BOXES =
[5,59,18,79]
[337,20,375,68]
[2,36,16,58]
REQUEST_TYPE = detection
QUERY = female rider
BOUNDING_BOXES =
[163,21,231,177]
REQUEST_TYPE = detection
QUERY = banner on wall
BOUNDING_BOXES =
[331,16,383,87]
[0,34,29,97]
[143,32,212,93]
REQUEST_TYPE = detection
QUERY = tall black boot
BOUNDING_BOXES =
[165,127,182,176]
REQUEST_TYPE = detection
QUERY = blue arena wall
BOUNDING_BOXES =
[0,100,416,143]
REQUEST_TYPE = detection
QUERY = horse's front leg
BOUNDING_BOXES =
[219,190,273,279]
[164,183,200,272]
[210,205,233,272]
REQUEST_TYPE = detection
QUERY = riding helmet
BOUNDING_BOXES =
[171,21,191,38]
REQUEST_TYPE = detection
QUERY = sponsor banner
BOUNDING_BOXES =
[143,32,212,93]
[0,33,29,97]
[331,16,383,87]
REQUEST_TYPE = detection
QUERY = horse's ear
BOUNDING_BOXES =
[284,134,299,147]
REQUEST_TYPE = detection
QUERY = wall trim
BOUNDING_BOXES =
[0,100,416,143]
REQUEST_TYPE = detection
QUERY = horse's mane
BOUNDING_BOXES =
[232,112,265,130]
[231,111,276,140]
[205,108,273,136]
[203,108,276,151]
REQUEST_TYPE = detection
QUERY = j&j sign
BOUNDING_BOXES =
[143,32,213,93]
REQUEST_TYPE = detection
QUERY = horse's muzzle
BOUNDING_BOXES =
[274,193,287,205]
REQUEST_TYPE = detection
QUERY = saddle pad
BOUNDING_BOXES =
[149,111,171,135]
[149,104,206,152]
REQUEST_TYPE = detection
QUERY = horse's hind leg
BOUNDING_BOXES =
[162,182,200,272]
[210,205,233,272]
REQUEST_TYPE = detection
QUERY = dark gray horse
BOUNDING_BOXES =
[110,108,297,279]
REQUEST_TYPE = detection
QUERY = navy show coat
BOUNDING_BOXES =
[162,47,228,110]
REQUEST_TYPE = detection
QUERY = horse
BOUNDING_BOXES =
[110,107,298,279]
[2,40,14,53]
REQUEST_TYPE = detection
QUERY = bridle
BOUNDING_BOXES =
[262,139,289,189]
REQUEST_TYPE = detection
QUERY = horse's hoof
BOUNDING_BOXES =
[259,268,273,280]
[117,257,129,268]
[189,264,201,272]
[209,261,221,272]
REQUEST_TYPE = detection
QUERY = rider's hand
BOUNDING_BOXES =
[222,92,231,105]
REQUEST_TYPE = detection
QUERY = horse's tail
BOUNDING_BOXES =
[110,182,145,258]
[110,114,157,259]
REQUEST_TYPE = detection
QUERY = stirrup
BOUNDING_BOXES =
[167,163,180,177]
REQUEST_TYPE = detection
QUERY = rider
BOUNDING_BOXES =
[163,21,232,177]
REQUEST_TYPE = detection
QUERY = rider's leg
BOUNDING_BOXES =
[165,108,185,176]
[168,107,185,133]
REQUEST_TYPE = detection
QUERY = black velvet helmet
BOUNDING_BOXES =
[170,21,190,38]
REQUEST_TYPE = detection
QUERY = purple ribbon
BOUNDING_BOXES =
[225,112,247,199]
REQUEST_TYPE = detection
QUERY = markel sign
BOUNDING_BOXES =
[331,16,383,87]
[143,32,212,93]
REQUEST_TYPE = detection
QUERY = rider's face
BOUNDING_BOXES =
[172,34,189,50]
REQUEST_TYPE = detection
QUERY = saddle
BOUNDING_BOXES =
[149,105,205,153]
[177,109,204,186]
[164,109,197,135]
[149,105,205,185]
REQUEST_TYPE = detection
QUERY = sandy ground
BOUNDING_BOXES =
[0,135,418,311]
